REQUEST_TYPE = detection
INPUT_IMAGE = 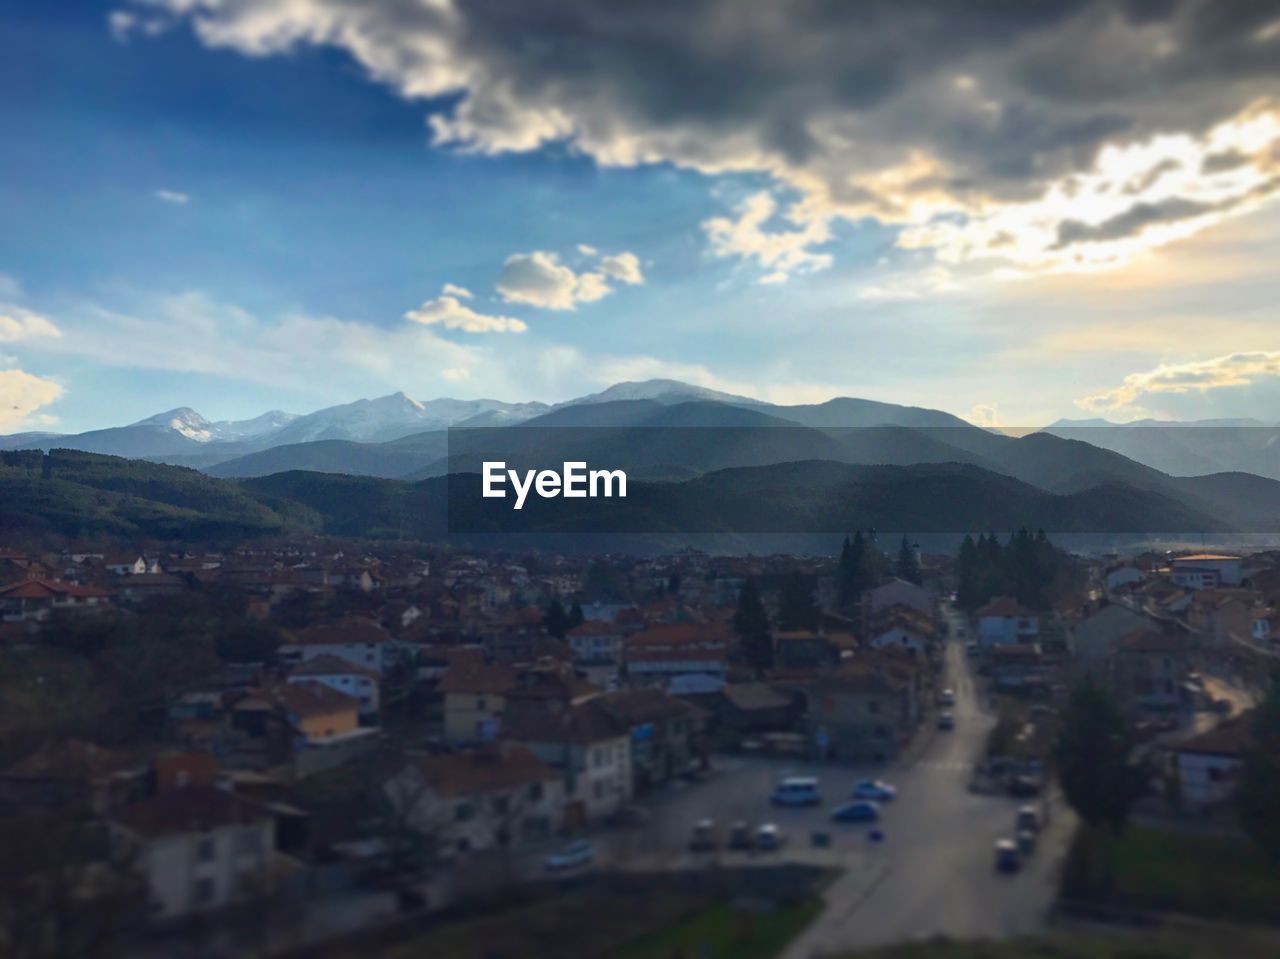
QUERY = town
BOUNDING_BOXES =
[2,531,1278,958]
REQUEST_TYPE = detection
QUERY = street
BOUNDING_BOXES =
[440,603,1075,956]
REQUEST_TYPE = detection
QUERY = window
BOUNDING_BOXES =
[196,838,216,862]
[455,802,475,822]
[492,795,510,814]
[528,782,544,801]
[193,877,216,905]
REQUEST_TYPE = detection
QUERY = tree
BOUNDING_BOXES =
[543,598,569,639]
[567,602,585,632]
[837,531,872,612]
[1237,672,1280,865]
[1053,676,1146,832]
[894,536,921,585]
[733,580,773,674]
[777,572,819,631]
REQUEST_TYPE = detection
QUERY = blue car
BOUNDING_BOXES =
[831,800,880,823]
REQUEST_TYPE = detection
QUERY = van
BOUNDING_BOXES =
[771,776,821,807]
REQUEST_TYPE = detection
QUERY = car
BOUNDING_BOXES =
[956,626,967,638]
[755,823,784,850]
[994,838,1021,872]
[831,800,881,823]
[1016,829,1037,855]
[544,840,595,872]
[965,641,979,657]
[728,821,754,851]
[936,711,955,730]
[1016,805,1041,833]
[771,776,822,806]
[852,778,898,801]
[690,818,718,852]
[939,688,956,705]
[1007,774,1042,797]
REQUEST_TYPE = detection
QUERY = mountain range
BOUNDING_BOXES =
[2,379,1279,545]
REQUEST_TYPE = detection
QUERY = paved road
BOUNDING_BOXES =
[501,603,1074,954]
[785,607,1075,956]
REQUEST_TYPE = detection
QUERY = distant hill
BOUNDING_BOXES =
[0,449,316,541]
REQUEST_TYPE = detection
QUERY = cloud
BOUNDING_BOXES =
[441,283,473,299]
[0,306,62,343]
[703,192,832,283]
[132,0,1280,277]
[0,369,63,430]
[1079,351,1280,411]
[965,403,1002,429]
[598,251,644,285]
[856,266,960,301]
[496,247,643,309]
[405,287,527,333]
[154,189,190,205]
[441,367,470,381]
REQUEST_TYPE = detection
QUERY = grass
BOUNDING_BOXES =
[610,897,823,959]
[1062,826,1280,924]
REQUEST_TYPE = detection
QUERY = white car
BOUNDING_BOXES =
[851,778,898,801]
[544,840,594,872]
[755,823,785,850]
[939,688,956,705]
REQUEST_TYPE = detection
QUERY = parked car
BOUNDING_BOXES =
[937,711,955,730]
[772,776,822,806]
[690,818,718,852]
[831,800,881,823]
[852,778,898,801]
[965,641,979,657]
[1016,805,1041,834]
[544,840,595,872]
[994,838,1021,872]
[1016,829,1037,855]
[1007,774,1042,797]
[939,688,956,705]
[755,823,784,850]
[728,821,754,851]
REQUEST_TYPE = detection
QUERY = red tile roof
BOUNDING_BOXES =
[113,786,272,838]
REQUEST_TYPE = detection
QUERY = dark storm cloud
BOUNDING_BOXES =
[127,0,1280,268]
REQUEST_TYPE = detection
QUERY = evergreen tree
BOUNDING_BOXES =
[1237,672,1280,865]
[777,572,820,631]
[733,580,773,674]
[894,535,922,585]
[543,598,569,639]
[1053,676,1146,831]
[567,602,585,632]
[956,534,980,610]
[837,530,871,610]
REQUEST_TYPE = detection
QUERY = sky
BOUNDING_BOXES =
[2,0,1280,434]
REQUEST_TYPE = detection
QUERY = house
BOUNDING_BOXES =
[804,662,915,762]
[566,619,624,666]
[0,578,111,622]
[1174,712,1255,806]
[976,597,1039,648]
[1104,564,1147,593]
[271,681,362,744]
[384,746,562,857]
[104,553,151,576]
[596,688,705,790]
[861,578,935,629]
[439,663,519,744]
[1070,603,1166,668]
[773,630,851,670]
[503,699,633,824]
[1170,554,1243,590]
[1251,609,1279,647]
[287,617,391,674]
[622,622,731,690]
[287,654,381,721]
[714,683,797,741]
[868,604,937,655]
[1110,629,1188,710]
[110,786,276,920]
[1187,590,1254,647]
